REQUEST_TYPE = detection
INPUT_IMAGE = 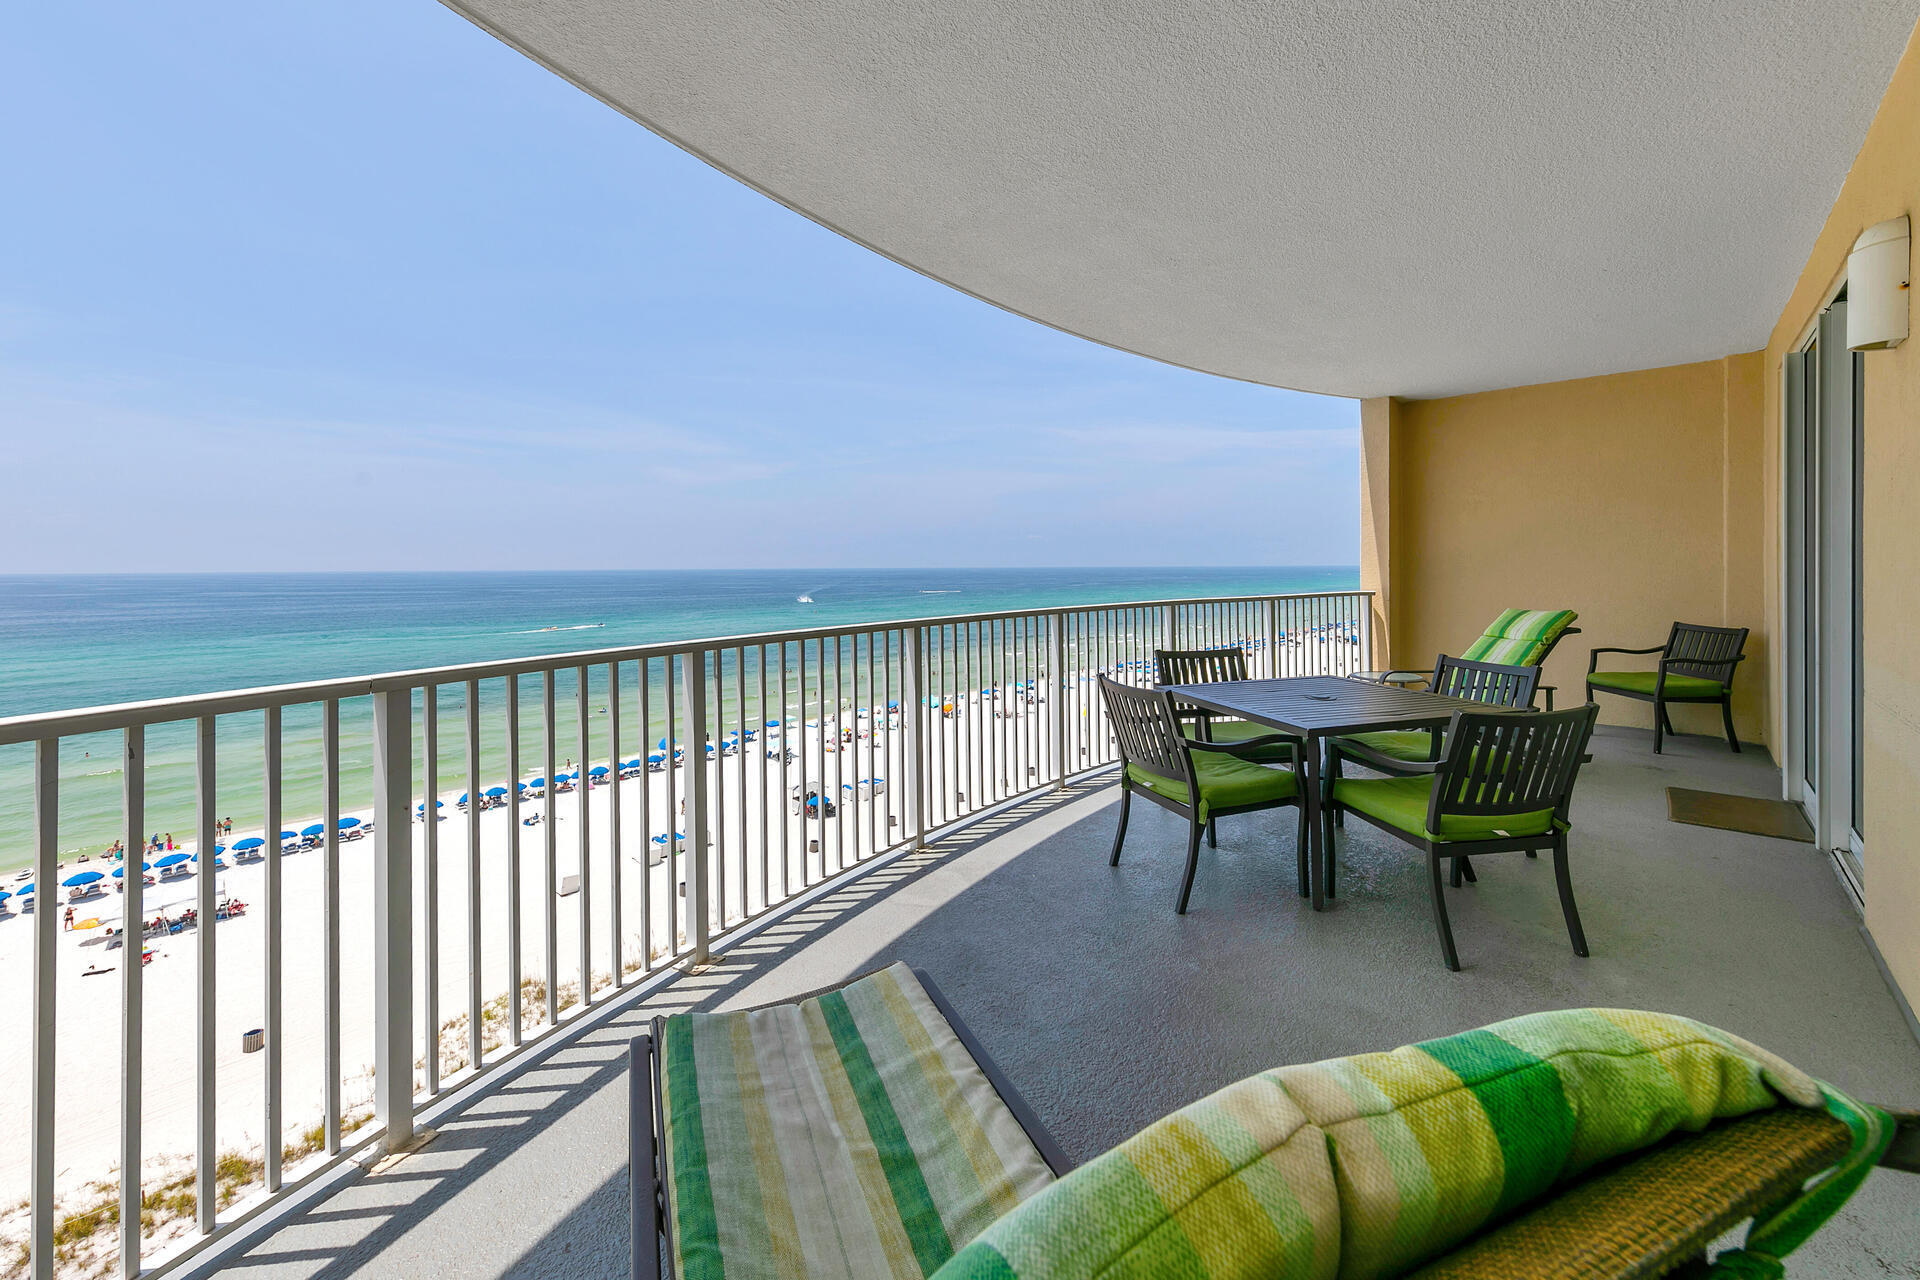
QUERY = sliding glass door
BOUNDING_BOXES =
[1785,299,1864,882]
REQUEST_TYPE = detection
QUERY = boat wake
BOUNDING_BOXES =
[516,623,607,634]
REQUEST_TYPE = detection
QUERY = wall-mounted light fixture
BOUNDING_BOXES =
[1848,214,1909,350]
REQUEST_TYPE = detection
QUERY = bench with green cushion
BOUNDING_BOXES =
[1126,752,1298,821]
[1586,621,1749,753]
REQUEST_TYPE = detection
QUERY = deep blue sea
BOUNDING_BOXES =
[0,568,1355,867]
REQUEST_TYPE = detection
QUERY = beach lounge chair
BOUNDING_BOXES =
[1588,621,1750,753]
[1361,607,1579,708]
[633,972,1916,1280]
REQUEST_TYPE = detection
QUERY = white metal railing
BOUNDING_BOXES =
[1,588,1370,1277]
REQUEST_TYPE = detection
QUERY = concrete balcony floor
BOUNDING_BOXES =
[215,726,1920,1280]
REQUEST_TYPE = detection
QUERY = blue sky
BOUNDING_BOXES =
[1,3,1357,572]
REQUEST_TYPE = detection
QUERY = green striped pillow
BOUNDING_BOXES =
[1459,608,1577,667]
[932,1008,1888,1280]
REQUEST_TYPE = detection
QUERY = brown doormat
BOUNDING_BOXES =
[1666,788,1813,842]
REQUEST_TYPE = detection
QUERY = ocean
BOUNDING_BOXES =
[0,568,1356,868]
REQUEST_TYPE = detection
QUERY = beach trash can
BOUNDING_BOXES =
[242,1028,265,1054]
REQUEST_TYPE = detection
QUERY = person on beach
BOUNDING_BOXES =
[64,905,74,932]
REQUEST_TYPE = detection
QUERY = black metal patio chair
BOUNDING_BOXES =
[1099,675,1306,914]
[1322,703,1600,970]
[1155,646,1302,764]
[1587,621,1749,753]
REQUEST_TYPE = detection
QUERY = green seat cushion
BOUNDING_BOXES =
[1331,774,1554,842]
[932,1008,1889,1280]
[1460,608,1578,667]
[1126,753,1297,820]
[658,963,1056,1279]
[1330,729,1437,763]
[1185,717,1299,762]
[1588,670,1725,698]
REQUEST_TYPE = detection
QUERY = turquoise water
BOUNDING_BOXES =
[0,568,1356,867]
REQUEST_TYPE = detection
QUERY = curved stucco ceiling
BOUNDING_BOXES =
[442,1,1918,399]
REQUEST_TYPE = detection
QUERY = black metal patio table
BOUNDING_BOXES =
[1156,674,1509,911]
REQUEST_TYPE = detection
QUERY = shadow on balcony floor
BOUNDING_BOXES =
[211,725,1920,1280]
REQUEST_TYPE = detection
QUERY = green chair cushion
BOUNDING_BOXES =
[931,1008,1889,1280]
[1588,670,1725,698]
[1460,608,1578,667]
[1126,754,1297,820]
[1185,717,1299,763]
[1330,729,1438,763]
[1331,774,1554,842]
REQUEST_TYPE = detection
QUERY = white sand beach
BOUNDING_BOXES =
[0,689,1061,1220]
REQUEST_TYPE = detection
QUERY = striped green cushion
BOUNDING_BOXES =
[659,963,1055,1279]
[932,1009,1889,1280]
[1459,608,1577,667]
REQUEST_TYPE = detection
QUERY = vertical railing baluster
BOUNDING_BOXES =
[505,676,523,1047]
[902,627,925,849]
[322,701,341,1151]
[735,646,748,906]
[758,647,769,908]
[684,651,711,963]
[665,658,679,950]
[541,671,557,1025]
[638,662,652,968]
[465,679,482,1068]
[421,688,439,1094]
[196,715,218,1223]
[120,725,144,1280]
[30,739,58,1280]
[608,662,622,987]
[833,634,845,873]
[778,645,790,899]
[576,665,592,1006]
[263,705,283,1190]
[711,656,727,927]
[372,688,415,1150]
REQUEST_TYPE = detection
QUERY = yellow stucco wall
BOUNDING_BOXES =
[1762,20,1920,1005]
[1362,353,1768,742]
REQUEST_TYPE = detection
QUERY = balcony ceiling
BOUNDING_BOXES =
[443,1,1919,399]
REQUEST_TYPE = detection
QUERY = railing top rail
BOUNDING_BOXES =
[0,588,1371,745]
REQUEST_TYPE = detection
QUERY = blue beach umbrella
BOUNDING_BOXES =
[234,837,265,851]
[458,793,470,805]
[154,853,190,869]
[281,831,299,841]
[647,752,666,764]
[0,890,11,903]
[589,765,610,777]
[301,824,325,838]
[416,801,444,814]
[765,719,781,728]
[64,870,105,886]
[485,786,508,798]
[337,818,361,831]
[528,777,547,788]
